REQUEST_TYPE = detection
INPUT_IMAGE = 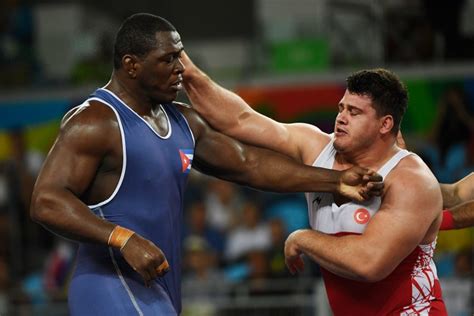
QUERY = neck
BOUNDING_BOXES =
[336,136,400,170]
[106,72,155,116]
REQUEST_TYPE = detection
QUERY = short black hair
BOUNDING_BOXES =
[346,69,408,134]
[113,13,176,69]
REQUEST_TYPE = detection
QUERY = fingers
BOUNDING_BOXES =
[367,182,384,196]
[156,260,170,276]
[294,256,305,273]
[139,269,153,288]
[363,172,383,182]
[285,255,305,275]
[139,259,170,287]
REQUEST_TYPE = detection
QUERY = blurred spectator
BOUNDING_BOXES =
[5,129,49,277]
[264,196,308,233]
[43,240,75,299]
[266,218,292,279]
[422,86,474,182]
[432,87,474,160]
[183,201,225,257]
[454,248,472,277]
[0,257,10,314]
[246,251,272,296]
[182,236,228,316]
[71,32,113,84]
[204,178,245,233]
[0,163,10,258]
[225,202,271,263]
[0,0,36,87]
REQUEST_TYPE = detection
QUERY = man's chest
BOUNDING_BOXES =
[306,192,382,234]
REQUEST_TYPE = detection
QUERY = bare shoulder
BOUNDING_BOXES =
[174,102,206,137]
[385,153,441,205]
[285,123,331,165]
[58,100,119,153]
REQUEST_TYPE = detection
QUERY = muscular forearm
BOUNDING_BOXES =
[184,66,243,132]
[451,201,474,229]
[289,230,391,282]
[216,144,341,193]
[30,186,115,244]
[441,173,474,208]
[440,183,461,208]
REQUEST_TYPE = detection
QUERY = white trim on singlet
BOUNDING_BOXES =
[377,149,411,178]
[97,207,144,316]
[99,88,172,140]
[311,133,335,168]
[86,98,127,209]
[175,106,195,146]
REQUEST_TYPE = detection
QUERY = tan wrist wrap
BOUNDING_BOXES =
[108,226,135,250]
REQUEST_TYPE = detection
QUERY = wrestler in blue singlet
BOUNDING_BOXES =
[68,88,194,315]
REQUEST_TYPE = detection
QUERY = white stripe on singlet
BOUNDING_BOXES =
[97,207,144,316]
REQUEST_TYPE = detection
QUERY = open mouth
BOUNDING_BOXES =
[171,82,182,91]
[170,75,183,91]
[335,127,347,136]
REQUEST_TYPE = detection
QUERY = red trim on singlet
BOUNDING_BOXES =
[321,232,447,316]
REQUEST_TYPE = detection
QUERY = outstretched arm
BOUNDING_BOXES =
[440,172,474,208]
[440,201,474,230]
[181,52,325,164]
[180,105,383,201]
[284,157,441,281]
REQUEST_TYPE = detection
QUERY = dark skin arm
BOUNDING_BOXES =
[30,103,167,285]
[179,104,383,198]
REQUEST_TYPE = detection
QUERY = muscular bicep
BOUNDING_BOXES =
[184,107,257,182]
[35,105,114,197]
[30,103,122,244]
[360,163,442,276]
[182,70,322,162]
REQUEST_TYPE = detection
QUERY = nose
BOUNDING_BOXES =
[336,110,348,125]
[175,57,185,74]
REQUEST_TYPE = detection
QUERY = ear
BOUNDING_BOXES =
[122,54,139,79]
[379,115,394,135]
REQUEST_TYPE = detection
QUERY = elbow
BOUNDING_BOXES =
[355,259,393,283]
[30,191,55,225]
[356,269,389,283]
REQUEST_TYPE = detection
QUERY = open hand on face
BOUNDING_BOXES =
[120,233,170,287]
[338,166,384,202]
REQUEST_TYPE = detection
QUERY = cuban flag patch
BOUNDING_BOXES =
[179,149,194,173]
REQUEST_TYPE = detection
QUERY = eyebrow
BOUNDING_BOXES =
[160,48,184,58]
[338,103,363,112]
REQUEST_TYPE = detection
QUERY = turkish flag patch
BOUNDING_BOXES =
[353,208,370,224]
[179,149,194,173]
